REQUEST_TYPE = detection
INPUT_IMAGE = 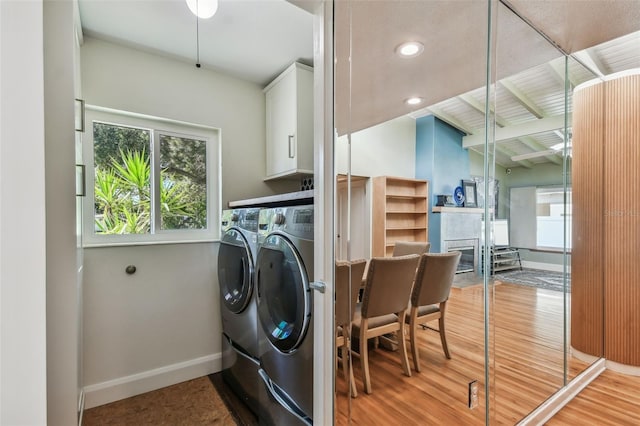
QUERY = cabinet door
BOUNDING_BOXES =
[266,71,297,177]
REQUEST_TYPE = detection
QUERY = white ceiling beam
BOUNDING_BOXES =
[458,94,509,128]
[495,145,534,169]
[573,49,608,78]
[498,79,545,119]
[518,136,562,165]
[470,142,535,169]
[425,106,476,135]
[511,150,556,162]
[463,114,565,148]
[548,59,578,89]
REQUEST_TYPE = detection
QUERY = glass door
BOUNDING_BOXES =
[334,1,491,423]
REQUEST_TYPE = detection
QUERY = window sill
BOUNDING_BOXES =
[528,246,572,254]
[83,238,220,249]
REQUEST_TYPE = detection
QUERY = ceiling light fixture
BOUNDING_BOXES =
[406,97,423,106]
[186,0,218,19]
[396,41,424,58]
[186,0,218,68]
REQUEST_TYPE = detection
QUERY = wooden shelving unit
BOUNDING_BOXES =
[372,176,429,257]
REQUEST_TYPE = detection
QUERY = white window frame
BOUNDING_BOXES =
[82,105,221,247]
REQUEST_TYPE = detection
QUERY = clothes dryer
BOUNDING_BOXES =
[218,207,261,414]
[255,205,314,425]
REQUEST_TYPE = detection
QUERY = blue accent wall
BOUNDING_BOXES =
[415,115,469,252]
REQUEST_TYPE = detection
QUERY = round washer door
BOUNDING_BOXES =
[217,228,254,314]
[256,233,311,354]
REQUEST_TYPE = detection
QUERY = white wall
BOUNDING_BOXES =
[44,0,80,424]
[336,115,416,178]
[79,37,306,406]
[0,1,48,424]
[81,37,300,208]
[82,243,220,408]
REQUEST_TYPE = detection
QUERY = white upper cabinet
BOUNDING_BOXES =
[264,62,313,180]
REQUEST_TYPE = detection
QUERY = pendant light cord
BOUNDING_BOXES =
[195,0,201,68]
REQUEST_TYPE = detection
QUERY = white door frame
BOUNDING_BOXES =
[312,0,335,424]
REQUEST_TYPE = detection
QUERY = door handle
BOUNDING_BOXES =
[310,281,325,294]
[288,135,295,158]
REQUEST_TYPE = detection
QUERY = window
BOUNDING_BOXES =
[536,187,572,249]
[83,107,220,245]
[509,186,572,250]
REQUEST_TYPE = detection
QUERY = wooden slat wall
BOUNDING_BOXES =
[604,74,640,366]
[571,82,605,357]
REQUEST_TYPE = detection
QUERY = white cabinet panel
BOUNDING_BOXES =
[264,62,313,180]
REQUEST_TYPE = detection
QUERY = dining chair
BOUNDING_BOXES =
[406,251,461,372]
[352,254,420,394]
[392,241,431,257]
[335,259,367,397]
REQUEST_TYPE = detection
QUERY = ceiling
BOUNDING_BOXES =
[77,0,640,169]
[77,0,314,86]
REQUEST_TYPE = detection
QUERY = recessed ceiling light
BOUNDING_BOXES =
[396,41,424,58]
[406,97,423,106]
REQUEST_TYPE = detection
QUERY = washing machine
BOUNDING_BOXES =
[218,207,261,414]
[255,205,314,425]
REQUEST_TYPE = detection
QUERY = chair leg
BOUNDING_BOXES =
[344,338,359,397]
[409,312,421,373]
[360,321,372,394]
[347,345,358,398]
[397,313,412,377]
[341,340,349,382]
[439,306,451,359]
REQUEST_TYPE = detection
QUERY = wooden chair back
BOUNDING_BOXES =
[411,252,461,308]
[335,259,367,327]
[392,241,431,257]
[361,254,420,319]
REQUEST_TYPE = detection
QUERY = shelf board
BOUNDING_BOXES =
[432,206,485,214]
[387,226,427,231]
[386,210,427,214]
[386,194,427,200]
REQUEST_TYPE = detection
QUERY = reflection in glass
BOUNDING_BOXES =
[334,1,639,424]
[335,1,489,424]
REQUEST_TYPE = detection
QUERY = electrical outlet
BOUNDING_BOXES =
[468,380,479,409]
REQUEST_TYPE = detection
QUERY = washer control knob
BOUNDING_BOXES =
[274,213,286,225]
[231,213,239,222]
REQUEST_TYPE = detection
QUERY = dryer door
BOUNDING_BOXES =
[218,228,254,314]
[256,233,311,354]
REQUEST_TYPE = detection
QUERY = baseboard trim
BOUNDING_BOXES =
[570,346,600,365]
[516,358,605,425]
[83,352,222,409]
[520,261,569,273]
[606,359,640,376]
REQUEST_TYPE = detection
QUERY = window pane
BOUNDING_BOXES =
[93,122,151,234]
[159,134,207,230]
[536,187,572,248]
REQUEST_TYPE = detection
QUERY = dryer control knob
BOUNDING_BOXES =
[274,213,286,225]
[231,213,240,222]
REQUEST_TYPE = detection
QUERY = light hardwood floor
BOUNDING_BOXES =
[336,281,640,425]
[83,281,640,425]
